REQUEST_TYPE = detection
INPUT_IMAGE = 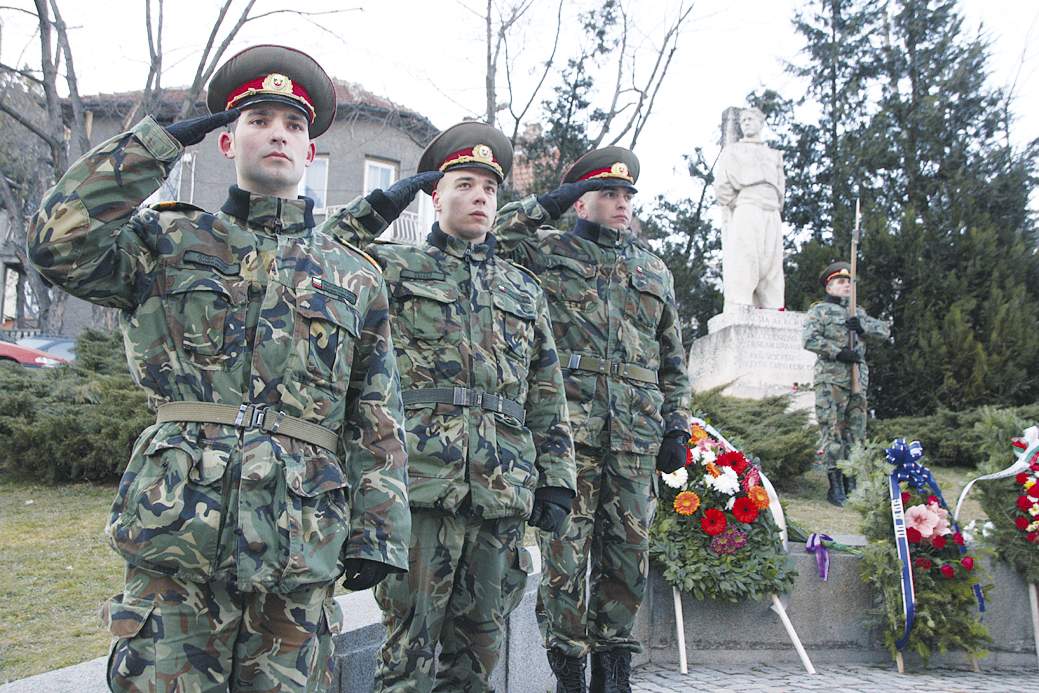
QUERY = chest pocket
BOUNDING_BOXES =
[627,269,668,331]
[490,285,537,366]
[394,280,461,344]
[295,288,362,395]
[165,268,248,371]
[541,255,596,307]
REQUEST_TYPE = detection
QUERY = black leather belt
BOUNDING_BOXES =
[156,402,338,451]
[562,353,658,384]
[402,387,526,425]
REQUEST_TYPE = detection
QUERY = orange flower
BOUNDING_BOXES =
[705,461,722,478]
[689,425,709,446]
[748,486,771,510]
[674,491,701,515]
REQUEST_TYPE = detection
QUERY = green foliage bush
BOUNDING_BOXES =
[0,329,150,483]
[691,388,816,483]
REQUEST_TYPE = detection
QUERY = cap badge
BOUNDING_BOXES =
[611,162,629,177]
[262,73,293,94]
[474,144,494,163]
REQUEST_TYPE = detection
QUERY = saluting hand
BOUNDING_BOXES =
[164,108,242,147]
[537,178,606,220]
[367,171,445,224]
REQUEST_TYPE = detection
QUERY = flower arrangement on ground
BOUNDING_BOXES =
[854,439,991,664]
[648,420,797,601]
[973,428,1039,584]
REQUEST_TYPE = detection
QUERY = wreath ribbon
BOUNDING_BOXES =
[805,533,832,581]
[953,426,1039,523]
[887,438,985,651]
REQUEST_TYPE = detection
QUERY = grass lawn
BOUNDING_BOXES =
[0,464,990,684]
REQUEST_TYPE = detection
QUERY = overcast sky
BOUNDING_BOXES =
[1,0,1035,203]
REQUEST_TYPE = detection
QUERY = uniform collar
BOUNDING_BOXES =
[573,217,625,248]
[428,223,496,262]
[825,294,847,306]
[220,185,315,233]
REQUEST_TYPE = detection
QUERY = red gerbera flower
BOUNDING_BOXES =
[906,527,922,543]
[1016,517,1031,531]
[701,508,727,536]
[931,535,947,549]
[941,565,955,578]
[732,496,759,523]
[1017,472,1030,485]
[961,557,974,571]
[914,558,931,570]
[1017,495,1035,511]
[717,450,748,474]
[686,447,693,466]
[1029,484,1039,500]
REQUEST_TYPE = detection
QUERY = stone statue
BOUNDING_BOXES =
[714,107,786,310]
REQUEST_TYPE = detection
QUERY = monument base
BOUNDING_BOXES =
[688,306,815,412]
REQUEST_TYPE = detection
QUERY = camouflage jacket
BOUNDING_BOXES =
[26,117,410,592]
[492,196,692,454]
[321,205,575,517]
[803,296,890,389]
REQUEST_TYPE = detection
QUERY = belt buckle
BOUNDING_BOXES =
[453,387,471,407]
[598,359,608,374]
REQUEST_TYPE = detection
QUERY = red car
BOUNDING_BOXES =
[0,340,68,368]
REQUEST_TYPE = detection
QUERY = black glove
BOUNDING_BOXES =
[528,487,572,534]
[655,431,689,474]
[341,558,391,591]
[844,317,865,335]
[164,108,241,147]
[537,179,606,220]
[367,172,445,223]
[835,348,863,363]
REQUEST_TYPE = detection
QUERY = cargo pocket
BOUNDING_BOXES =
[102,594,156,690]
[283,454,351,588]
[164,268,247,371]
[295,287,362,396]
[502,544,533,616]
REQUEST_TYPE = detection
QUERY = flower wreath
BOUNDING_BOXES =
[970,427,1039,585]
[856,439,991,663]
[648,418,797,601]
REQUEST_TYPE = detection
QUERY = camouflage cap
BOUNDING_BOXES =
[417,121,513,193]
[561,146,640,191]
[819,261,852,287]
[206,45,337,138]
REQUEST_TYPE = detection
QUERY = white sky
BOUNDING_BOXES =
[1,0,1035,202]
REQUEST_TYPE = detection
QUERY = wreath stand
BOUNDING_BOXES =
[670,470,816,675]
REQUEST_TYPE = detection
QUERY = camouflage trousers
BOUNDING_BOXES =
[102,565,341,693]
[373,509,531,693]
[535,444,657,657]
[815,381,867,471]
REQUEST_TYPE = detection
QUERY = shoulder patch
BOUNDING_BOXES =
[148,200,205,214]
[503,258,541,285]
[336,239,383,275]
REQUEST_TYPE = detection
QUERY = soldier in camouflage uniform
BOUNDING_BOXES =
[26,45,412,693]
[322,121,577,693]
[493,148,692,693]
[803,261,890,507]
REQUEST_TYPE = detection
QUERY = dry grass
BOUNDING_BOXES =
[0,465,991,684]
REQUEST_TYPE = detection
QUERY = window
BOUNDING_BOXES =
[364,158,398,196]
[300,155,329,213]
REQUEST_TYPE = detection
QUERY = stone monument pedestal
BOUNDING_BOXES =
[688,306,815,412]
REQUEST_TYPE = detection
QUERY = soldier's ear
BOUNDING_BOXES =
[218,130,235,160]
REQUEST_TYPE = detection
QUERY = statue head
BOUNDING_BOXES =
[738,107,766,140]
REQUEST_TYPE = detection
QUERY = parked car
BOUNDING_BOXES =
[0,340,68,368]
[16,336,77,363]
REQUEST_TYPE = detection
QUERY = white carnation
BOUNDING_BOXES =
[661,467,688,489]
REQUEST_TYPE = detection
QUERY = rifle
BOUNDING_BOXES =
[849,198,861,395]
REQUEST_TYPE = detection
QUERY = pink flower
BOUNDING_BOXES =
[961,557,974,571]
[941,565,955,578]
[927,502,953,536]
[927,495,940,506]
[904,504,940,540]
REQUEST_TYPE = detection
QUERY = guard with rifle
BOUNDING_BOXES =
[803,249,890,506]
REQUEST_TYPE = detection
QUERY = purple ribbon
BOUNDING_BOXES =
[805,533,832,581]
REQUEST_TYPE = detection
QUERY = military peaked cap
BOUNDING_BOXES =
[417,121,513,193]
[207,45,337,138]
[819,261,852,287]
[561,146,640,191]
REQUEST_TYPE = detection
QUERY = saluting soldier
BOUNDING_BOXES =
[493,148,693,693]
[803,262,890,506]
[27,45,411,693]
[323,121,576,692]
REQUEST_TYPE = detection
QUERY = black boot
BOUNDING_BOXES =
[844,474,857,496]
[589,649,631,693]
[547,649,587,693]
[826,469,846,507]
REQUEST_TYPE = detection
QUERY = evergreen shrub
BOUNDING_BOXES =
[0,329,149,483]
